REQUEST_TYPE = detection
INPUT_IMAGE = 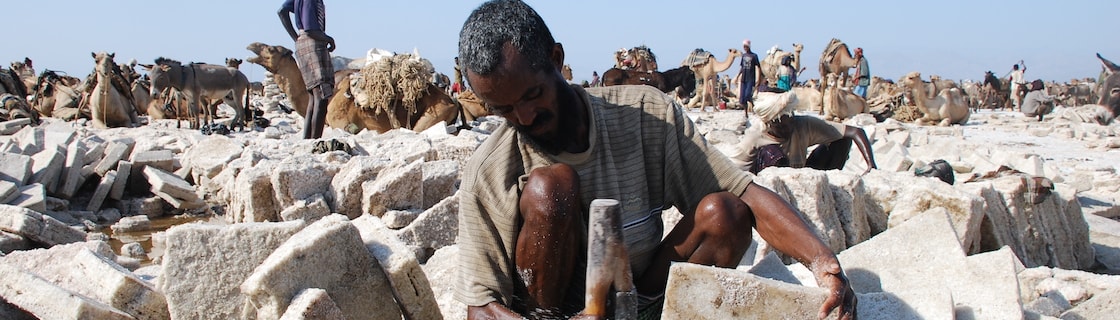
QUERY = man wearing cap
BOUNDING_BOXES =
[852,48,870,98]
[728,94,878,174]
[736,39,762,116]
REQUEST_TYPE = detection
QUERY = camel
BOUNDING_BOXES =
[614,46,658,73]
[27,70,82,118]
[818,38,859,93]
[327,54,459,134]
[821,73,868,121]
[246,42,460,134]
[683,48,740,108]
[561,64,573,82]
[89,52,139,128]
[899,71,970,126]
[10,58,37,94]
[788,87,823,113]
[760,43,804,85]
[144,57,251,130]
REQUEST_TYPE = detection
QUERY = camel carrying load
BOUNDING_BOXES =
[760,44,804,85]
[349,54,434,129]
[614,46,658,73]
[681,49,714,69]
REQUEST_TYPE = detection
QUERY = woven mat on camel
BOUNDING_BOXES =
[349,54,432,120]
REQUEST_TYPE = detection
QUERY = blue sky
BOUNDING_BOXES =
[6,0,1117,85]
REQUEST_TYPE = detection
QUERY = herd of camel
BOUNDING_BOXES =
[1,39,1118,134]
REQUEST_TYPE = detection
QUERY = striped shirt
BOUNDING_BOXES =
[455,84,755,308]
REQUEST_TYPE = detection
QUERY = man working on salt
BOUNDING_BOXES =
[454,1,858,319]
[729,93,878,174]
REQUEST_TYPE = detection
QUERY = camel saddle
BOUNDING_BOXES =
[681,49,713,68]
[348,54,432,129]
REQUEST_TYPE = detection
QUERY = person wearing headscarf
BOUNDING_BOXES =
[775,55,796,92]
[729,92,878,174]
[852,48,870,98]
[1021,79,1054,121]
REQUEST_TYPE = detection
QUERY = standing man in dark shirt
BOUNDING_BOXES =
[279,0,335,139]
[737,39,761,118]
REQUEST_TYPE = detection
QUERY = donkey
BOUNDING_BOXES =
[144,57,251,130]
[1098,53,1120,123]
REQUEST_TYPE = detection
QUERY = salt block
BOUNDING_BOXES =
[111,215,151,233]
[0,261,133,320]
[58,141,88,198]
[361,160,423,217]
[953,247,1024,320]
[421,160,459,208]
[158,220,305,320]
[861,170,984,252]
[352,214,442,320]
[422,245,467,320]
[87,170,117,211]
[109,161,132,200]
[143,166,198,202]
[130,150,175,172]
[278,193,331,223]
[329,156,393,219]
[278,288,344,320]
[183,135,243,181]
[0,180,17,205]
[94,142,130,177]
[1058,288,1120,320]
[663,263,829,319]
[29,148,63,190]
[395,192,459,262]
[0,152,31,186]
[1085,213,1120,271]
[153,190,206,210]
[70,248,170,320]
[240,214,401,320]
[0,118,31,135]
[754,168,847,253]
[0,230,30,253]
[837,207,960,319]
[82,139,106,166]
[270,154,337,211]
[746,251,802,285]
[226,161,280,223]
[0,203,85,246]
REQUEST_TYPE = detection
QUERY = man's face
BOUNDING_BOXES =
[767,114,793,137]
[467,43,570,151]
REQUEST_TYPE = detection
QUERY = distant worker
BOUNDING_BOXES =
[278,0,335,139]
[590,71,600,87]
[737,39,761,117]
[775,55,797,93]
[852,48,870,98]
[1021,79,1054,121]
[729,96,878,174]
[453,56,464,96]
[1009,61,1027,110]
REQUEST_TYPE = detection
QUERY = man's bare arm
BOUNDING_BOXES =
[277,8,299,41]
[739,183,856,319]
[843,125,877,173]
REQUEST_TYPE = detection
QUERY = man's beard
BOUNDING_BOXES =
[513,80,579,155]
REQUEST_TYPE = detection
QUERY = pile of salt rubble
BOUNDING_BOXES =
[0,102,1118,319]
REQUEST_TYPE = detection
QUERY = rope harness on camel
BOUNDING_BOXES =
[350,54,432,130]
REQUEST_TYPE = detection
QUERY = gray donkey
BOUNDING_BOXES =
[143,57,250,130]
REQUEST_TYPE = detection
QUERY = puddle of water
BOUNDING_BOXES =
[105,214,214,266]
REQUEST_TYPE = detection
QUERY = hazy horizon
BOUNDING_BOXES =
[5,0,1117,85]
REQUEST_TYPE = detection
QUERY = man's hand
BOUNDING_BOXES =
[813,260,857,320]
[326,36,336,52]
